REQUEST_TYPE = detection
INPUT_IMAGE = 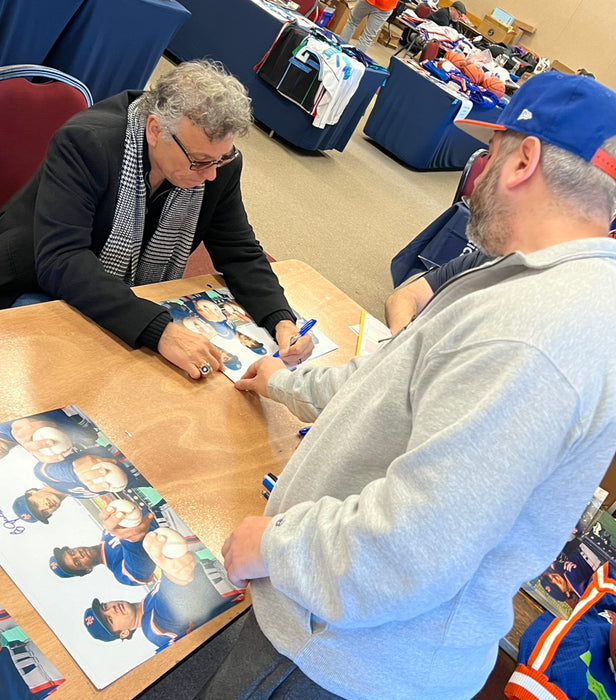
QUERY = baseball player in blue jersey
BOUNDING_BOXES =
[12,449,146,525]
[0,410,98,464]
[49,506,157,585]
[83,529,244,651]
[33,447,145,498]
[193,298,237,340]
[12,486,68,524]
[0,645,34,700]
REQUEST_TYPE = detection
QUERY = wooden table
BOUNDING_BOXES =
[0,260,362,698]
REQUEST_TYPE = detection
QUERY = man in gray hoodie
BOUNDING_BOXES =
[199,73,616,700]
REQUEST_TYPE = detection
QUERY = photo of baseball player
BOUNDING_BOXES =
[181,314,218,340]
[235,330,267,355]
[221,300,251,323]
[49,503,157,586]
[0,406,245,689]
[83,529,244,651]
[161,287,337,384]
[12,447,147,525]
[219,349,242,371]
[0,411,98,464]
[193,298,237,340]
[12,486,68,525]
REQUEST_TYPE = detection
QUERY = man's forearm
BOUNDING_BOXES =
[385,276,434,334]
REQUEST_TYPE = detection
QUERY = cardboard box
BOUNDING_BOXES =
[477,15,516,44]
[550,59,575,75]
[324,0,367,39]
[510,19,536,45]
[327,0,351,35]
[352,16,368,39]
[516,71,533,85]
[512,19,535,34]
[377,22,401,47]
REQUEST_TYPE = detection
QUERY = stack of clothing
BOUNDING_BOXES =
[255,21,368,128]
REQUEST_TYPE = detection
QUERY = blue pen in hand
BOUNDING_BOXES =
[272,318,317,358]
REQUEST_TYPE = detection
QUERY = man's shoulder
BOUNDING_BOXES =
[54,91,141,148]
[70,90,142,126]
[428,7,448,22]
[424,250,492,292]
[48,91,141,170]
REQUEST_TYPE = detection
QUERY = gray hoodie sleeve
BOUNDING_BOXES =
[267,357,366,422]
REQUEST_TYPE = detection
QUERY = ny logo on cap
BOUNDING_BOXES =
[517,108,533,121]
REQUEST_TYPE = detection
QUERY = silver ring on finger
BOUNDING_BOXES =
[200,361,212,376]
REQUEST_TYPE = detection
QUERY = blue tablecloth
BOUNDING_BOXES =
[0,0,85,65]
[44,0,191,103]
[168,0,387,152]
[364,56,502,170]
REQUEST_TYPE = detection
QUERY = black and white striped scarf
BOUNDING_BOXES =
[99,98,204,286]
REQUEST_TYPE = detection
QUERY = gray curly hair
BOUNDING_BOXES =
[138,59,252,141]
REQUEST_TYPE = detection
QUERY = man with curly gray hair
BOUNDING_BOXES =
[0,60,312,376]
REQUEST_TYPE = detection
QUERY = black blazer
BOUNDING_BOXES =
[0,91,292,347]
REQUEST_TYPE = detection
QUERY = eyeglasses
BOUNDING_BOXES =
[172,134,239,171]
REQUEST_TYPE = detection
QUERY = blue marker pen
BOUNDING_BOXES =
[272,318,317,358]
[262,474,277,492]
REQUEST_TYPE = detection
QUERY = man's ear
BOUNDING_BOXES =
[145,115,162,148]
[503,136,542,189]
[119,629,131,640]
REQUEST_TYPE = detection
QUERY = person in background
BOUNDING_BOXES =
[428,0,466,29]
[339,0,399,54]
[0,60,312,379]
[400,1,466,50]
[197,73,616,699]
[384,248,491,334]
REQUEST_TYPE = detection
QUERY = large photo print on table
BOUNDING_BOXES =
[0,407,245,689]
[159,286,338,382]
